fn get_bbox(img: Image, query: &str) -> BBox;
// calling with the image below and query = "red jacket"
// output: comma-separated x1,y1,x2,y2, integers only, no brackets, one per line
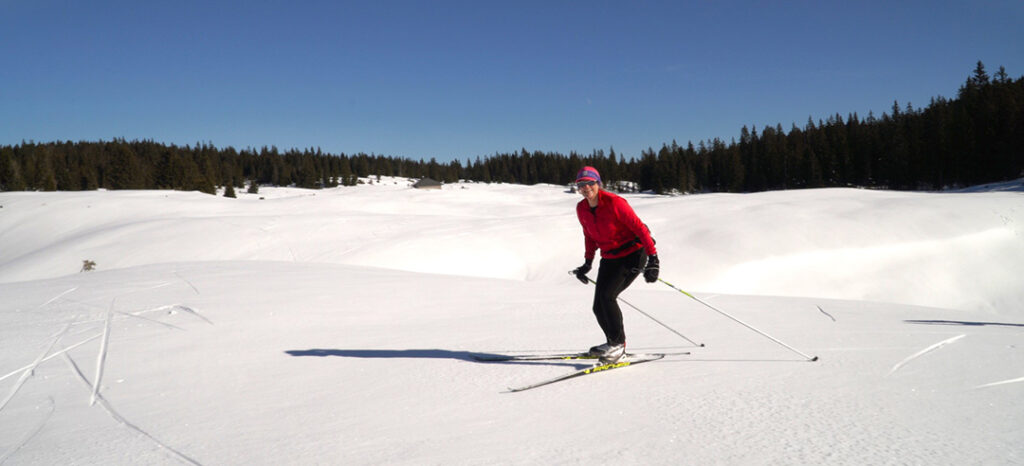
576,190,657,260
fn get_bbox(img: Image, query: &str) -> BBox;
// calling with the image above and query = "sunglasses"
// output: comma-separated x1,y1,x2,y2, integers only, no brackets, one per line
576,180,597,188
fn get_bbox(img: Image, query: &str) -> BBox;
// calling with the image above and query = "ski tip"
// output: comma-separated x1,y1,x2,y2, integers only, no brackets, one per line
699,343,706,347
809,356,819,362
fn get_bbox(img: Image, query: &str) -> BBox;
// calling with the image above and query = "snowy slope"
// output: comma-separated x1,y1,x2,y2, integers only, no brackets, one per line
1,180,1022,465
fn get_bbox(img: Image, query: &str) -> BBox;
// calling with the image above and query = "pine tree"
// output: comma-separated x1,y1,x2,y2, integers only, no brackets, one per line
994,66,1009,84
106,144,144,189
0,146,25,190
971,60,990,86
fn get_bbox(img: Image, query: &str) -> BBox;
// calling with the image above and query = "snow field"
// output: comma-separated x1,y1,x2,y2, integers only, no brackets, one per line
1,179,1022,464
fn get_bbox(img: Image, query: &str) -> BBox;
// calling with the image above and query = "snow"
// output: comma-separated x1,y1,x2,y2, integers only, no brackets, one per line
1,179,1022,465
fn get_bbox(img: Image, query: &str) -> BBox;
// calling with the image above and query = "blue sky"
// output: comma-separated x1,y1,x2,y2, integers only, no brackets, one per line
2,1,1021,163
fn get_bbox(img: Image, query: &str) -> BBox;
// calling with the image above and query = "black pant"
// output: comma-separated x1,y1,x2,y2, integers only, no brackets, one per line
592,249,646,346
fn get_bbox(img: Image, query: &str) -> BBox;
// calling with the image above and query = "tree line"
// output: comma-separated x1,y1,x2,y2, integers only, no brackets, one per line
1,62,1021,194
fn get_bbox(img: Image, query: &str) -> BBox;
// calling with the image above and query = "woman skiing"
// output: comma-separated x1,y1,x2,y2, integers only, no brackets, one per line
571,166,659,363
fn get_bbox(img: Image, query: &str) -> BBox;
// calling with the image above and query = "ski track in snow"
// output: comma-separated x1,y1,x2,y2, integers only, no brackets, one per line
974,375,1024,389
61,351,202,465
0,281,206,461
0,287,209,464
115,311,185,331
164,304,213,325
0,324,71,413
174,271,201,295
90,307,113,406
816,305,837,321
887,334,966,376
0,304,209,385
38,286,78,308
0,334,101,383
129,304,214,325
68,304,212,327
0,397,54,465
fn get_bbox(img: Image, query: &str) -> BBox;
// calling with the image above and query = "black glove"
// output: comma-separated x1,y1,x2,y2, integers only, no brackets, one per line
572,259,593,284
644,254,660,283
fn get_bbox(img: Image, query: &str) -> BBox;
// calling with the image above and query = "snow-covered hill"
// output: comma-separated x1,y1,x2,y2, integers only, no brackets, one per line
1,180,1022,464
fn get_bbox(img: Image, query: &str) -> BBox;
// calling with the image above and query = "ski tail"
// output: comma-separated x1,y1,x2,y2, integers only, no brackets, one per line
506,353,665,392
472,352,593,362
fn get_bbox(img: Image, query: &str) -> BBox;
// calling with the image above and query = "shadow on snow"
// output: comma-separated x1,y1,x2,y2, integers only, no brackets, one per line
284,348,487,361
283,348,588,367
905,319,1024,328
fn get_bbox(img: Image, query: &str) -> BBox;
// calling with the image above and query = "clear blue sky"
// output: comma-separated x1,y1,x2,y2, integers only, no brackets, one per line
2,1,1021,163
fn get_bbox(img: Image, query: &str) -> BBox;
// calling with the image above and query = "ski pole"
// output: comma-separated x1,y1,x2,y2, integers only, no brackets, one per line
657,278,818,362
570,272,704,347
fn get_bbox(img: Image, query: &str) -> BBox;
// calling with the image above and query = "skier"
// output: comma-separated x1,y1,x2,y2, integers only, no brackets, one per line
571,166,659,363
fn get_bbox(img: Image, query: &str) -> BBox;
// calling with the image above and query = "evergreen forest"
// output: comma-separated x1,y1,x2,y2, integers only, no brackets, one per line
2,62,1021,195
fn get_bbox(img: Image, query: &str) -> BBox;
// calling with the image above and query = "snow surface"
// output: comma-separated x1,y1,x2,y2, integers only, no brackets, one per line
1,179,1022,465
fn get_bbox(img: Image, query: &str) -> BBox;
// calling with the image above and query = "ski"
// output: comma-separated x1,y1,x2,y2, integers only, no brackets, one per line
473,350,688,362
473,352,594,362
506,353,665,392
